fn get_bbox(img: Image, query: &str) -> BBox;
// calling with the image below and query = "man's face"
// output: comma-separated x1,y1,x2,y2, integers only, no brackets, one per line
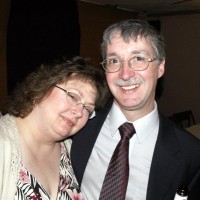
105,34,165,121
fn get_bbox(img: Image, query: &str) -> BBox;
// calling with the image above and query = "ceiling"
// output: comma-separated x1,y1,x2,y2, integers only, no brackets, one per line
80,0,200,16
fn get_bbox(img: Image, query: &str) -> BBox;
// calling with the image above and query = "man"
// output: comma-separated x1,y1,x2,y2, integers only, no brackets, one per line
71,19,200,200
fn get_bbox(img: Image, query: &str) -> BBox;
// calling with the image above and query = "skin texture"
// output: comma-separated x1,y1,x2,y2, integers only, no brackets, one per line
26,79,97,142
105,34,165,121
14,79,97,198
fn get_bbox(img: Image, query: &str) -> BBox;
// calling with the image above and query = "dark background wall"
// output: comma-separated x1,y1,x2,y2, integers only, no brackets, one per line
0,1,200,122
6,0,80,94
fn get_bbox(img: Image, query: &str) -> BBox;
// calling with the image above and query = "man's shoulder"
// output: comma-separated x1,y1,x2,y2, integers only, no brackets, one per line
159,113,200,151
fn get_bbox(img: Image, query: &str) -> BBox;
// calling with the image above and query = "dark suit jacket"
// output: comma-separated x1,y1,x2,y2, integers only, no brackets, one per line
71,101,200,200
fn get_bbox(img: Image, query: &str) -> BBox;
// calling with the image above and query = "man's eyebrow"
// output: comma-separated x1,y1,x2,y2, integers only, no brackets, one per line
131,50,149,54
106,52,118,57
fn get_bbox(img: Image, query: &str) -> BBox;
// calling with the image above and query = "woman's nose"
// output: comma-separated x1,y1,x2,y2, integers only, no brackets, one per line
72,104,84,118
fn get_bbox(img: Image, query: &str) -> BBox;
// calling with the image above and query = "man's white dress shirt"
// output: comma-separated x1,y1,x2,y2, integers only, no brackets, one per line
81,102,159,200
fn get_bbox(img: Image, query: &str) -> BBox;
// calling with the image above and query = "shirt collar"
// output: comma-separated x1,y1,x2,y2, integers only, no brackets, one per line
109,102,127,136
133,102,159,142
108,101,159,142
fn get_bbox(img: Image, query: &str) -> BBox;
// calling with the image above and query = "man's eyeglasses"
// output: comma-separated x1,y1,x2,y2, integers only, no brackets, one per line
55,85,95,119
101,56,157,73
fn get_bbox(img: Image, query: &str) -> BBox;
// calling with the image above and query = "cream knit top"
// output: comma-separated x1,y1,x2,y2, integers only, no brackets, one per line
0,114,72,200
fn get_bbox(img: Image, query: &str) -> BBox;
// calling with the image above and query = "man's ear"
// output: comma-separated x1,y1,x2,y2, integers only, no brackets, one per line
158,59,165,78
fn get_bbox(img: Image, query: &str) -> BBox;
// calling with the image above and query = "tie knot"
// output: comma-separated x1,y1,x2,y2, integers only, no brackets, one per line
118,122,135,140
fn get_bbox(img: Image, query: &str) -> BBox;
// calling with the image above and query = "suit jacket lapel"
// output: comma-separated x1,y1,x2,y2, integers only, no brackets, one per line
146,115,181,200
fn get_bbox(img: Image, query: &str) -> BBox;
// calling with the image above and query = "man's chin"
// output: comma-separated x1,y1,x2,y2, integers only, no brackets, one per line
116,99,141,110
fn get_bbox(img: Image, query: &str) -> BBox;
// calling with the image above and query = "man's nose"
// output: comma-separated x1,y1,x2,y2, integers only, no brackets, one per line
119,60,135,79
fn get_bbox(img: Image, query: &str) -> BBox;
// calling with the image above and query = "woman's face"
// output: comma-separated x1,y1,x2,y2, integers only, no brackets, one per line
35,79,97,141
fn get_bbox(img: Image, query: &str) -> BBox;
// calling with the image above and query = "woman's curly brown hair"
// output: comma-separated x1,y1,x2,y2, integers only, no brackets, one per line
6,56,110,118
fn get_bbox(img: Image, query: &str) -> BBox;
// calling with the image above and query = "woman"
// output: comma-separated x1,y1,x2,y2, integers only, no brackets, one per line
0,57,109,200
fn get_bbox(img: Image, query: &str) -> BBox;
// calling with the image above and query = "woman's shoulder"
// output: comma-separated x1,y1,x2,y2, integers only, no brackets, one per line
0,114,18,141
63,138,72,153
0,113,15,126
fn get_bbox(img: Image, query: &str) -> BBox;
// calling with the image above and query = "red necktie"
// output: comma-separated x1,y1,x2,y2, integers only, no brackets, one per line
99,122,135,200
